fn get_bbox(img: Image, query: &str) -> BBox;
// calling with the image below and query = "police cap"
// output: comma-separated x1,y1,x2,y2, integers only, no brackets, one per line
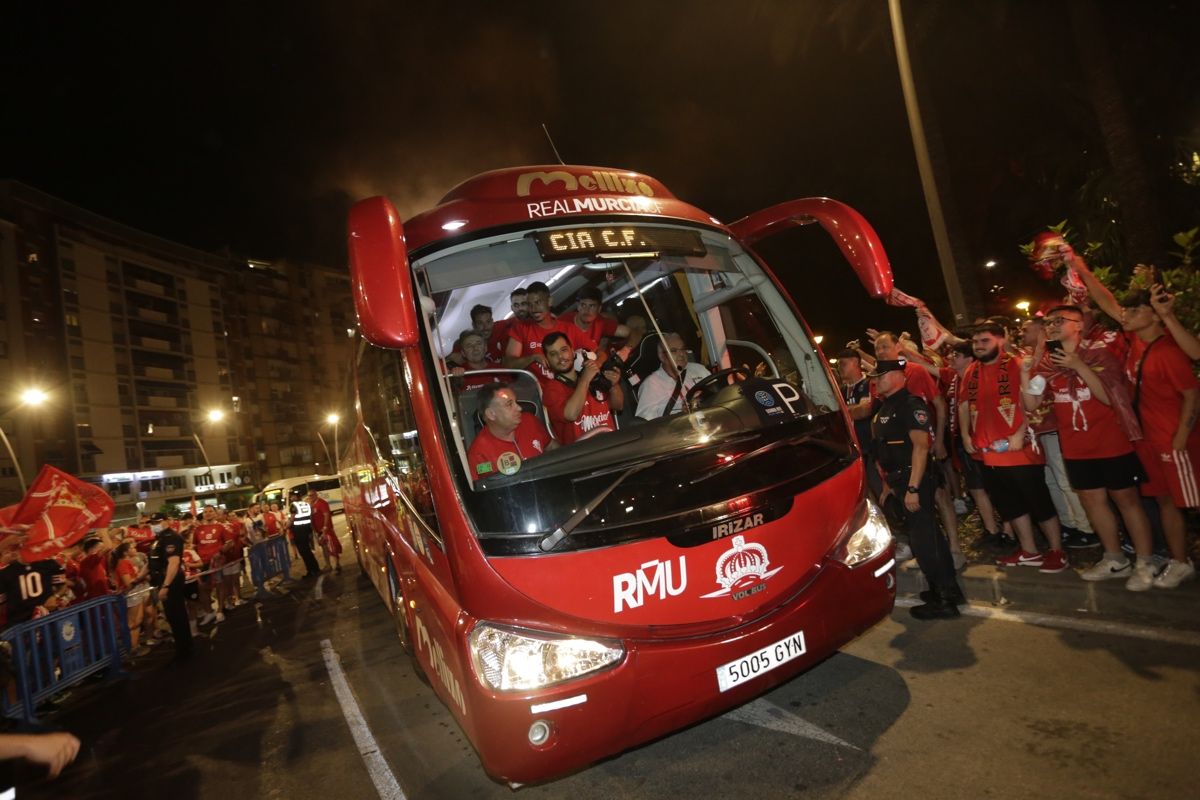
866,359,907,378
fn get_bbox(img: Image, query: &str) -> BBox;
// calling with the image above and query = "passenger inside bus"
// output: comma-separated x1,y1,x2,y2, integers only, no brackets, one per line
539,331,624,444
466,384,557,481
420,226,839,498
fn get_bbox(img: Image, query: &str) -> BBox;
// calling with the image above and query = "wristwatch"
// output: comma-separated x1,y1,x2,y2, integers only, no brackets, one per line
906,486,920,494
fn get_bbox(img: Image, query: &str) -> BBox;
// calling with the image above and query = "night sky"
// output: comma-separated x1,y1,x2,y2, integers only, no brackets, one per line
4,1,1197,349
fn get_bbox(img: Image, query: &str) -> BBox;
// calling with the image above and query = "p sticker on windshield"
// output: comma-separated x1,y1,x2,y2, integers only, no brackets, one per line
745,380,805,426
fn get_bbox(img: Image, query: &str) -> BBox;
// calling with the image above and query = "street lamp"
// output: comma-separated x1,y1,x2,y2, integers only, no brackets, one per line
0,387,49,494
326,413,341,476
1015,300,1031,314
193,407,226,508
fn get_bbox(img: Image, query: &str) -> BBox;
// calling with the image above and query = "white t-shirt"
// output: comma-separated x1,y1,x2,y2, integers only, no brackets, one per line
635,363,712,419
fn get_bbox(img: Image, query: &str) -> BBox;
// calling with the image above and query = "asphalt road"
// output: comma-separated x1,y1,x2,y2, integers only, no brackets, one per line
19,521,1200,799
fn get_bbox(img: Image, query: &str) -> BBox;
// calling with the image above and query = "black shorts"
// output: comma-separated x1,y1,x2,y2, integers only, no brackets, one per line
980,463,1057,523
1064,451,1146,492
956,444,985,491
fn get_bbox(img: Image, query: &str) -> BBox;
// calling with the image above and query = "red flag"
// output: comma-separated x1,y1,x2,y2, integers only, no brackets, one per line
10,466,115,562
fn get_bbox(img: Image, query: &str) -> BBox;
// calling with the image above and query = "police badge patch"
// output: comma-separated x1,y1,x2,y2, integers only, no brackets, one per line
913,409,929,427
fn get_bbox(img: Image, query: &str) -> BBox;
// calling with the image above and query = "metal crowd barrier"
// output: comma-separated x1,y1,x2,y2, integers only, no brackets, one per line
1,595,130,724
248,535,294,599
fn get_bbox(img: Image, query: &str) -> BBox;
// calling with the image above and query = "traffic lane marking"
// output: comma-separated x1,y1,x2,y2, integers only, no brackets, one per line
322,638,408,800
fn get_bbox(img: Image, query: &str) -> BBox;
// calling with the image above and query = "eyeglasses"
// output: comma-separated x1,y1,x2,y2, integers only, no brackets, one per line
1044,316,1082,327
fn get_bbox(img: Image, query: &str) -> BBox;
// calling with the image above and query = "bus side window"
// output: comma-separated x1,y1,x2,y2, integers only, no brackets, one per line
358,343,443,549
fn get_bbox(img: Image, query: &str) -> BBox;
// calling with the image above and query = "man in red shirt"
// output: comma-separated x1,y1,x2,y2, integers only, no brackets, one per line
961,321,1066,572
309,488,342,575
489,287,530,359
540,331,625,445
560,287,629,353
77,533,113,600
192,506,226,624
504,281,597,380
1022,304,1156,590
1072,258,1199,589
467,385,556,481
126,514,158,554
1119,291,1198,588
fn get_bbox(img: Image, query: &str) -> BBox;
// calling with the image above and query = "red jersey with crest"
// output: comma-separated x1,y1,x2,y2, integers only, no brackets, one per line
194,523,225,563
539,375,618,445
963,356,1044,467
467,414,552,481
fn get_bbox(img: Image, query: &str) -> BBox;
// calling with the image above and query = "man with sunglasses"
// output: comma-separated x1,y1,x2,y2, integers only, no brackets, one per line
1020,305,1158,590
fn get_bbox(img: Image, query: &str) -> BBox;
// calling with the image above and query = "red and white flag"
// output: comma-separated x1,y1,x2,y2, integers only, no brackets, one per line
885,287,951,350
7,466,115,561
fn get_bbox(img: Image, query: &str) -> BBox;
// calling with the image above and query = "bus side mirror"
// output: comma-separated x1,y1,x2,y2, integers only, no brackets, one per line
347,196,421,348
728,197,894,299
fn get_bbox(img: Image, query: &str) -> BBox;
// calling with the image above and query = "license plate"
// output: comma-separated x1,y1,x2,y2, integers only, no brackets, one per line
716,630,807,693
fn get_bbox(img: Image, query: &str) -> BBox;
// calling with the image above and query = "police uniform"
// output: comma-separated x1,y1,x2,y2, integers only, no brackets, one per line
870,363,961,618
288,494,323,577
151,518,193,658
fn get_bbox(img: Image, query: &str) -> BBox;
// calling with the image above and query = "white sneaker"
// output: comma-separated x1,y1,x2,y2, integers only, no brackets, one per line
1125,560,1156,592
952,551,967,572
953,498,969,516
894,542,913,562
198,612,216,626
1080,554,1132,582
1152,560,1196,589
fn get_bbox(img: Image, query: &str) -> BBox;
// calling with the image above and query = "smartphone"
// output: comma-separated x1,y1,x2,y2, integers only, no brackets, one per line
1151,265,1165,287
1045,340,1064,354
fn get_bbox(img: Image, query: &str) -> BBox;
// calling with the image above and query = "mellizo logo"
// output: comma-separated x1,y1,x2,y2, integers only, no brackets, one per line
701,535,783,601
516,170,655,198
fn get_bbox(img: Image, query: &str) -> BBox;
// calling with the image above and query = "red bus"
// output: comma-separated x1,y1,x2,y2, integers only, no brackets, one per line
339,165,897,785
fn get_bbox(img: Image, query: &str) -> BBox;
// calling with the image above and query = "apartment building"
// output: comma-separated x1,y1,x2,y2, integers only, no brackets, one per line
0,181,355,516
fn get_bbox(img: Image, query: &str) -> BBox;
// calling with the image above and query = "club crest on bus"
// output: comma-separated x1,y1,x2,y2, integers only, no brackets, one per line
701,535,783,601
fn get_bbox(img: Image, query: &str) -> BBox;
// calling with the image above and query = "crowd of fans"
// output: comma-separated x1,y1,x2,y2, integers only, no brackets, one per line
842,257,1197,591
0,497,342,657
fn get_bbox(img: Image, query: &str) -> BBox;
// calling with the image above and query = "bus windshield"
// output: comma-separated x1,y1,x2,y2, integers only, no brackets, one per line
414,221,857,555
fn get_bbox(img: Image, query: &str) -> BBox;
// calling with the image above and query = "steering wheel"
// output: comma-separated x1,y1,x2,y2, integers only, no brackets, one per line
685,366,752,403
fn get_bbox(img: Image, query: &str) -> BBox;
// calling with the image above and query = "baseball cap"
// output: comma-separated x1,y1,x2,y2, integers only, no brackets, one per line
867,359,907,378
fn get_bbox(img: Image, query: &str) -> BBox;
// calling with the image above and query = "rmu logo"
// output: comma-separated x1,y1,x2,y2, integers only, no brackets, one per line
516,170,656,198
613,557,687,613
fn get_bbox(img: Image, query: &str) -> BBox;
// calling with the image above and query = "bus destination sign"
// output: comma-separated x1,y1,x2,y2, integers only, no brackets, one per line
533,226,706,260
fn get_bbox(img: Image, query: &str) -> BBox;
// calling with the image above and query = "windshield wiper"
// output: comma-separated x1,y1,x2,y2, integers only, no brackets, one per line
539,459,658,552
688,432,848,487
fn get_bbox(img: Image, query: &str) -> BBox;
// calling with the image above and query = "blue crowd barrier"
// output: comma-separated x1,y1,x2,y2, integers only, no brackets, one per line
249,535,294,598
1,595,130,724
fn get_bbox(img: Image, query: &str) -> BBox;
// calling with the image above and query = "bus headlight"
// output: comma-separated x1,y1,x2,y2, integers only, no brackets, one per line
833,500,892,567
468,624,624,691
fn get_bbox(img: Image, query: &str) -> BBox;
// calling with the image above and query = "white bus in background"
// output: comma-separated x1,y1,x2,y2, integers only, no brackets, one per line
255,474,343,513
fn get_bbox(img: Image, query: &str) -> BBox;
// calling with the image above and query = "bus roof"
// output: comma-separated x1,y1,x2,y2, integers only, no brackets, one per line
401,165,724,254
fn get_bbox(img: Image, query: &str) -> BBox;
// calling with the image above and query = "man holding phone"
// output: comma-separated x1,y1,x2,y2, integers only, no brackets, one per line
1021,304,1158,591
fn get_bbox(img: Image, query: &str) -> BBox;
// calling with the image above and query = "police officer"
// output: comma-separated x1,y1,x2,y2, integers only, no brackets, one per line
868,360,963,620
150,512,193,660
287,490,323,578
